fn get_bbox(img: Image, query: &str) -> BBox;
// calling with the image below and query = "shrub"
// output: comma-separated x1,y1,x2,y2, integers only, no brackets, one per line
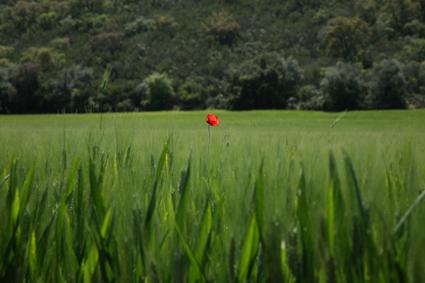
12,1,42,31
37,11,59,30
368,59,406,109
124,17,156,36
403,20,425,37
320,17,371,61
229,52,302,109
203,11,240,46
401,38,425,61
90,32,123,55
43,65,94,112
155,15,178,35
297,85,325,110
139,73,175,110
20,47,66,72
70,0,104,14
402,61,425,108
0,45,14,58
0,66,16,113
75,13,110,32
10,63,41,113
49,37,71,50
321,62,365,111
178,79,204,110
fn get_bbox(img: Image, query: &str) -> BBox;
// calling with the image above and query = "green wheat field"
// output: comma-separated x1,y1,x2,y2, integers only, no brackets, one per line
1,110,425,283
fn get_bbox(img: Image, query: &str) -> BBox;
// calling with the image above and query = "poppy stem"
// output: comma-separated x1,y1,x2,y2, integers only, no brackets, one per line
208,125,211,150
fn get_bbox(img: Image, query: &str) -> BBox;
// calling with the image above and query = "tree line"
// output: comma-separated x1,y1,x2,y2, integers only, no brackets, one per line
1,0,425,113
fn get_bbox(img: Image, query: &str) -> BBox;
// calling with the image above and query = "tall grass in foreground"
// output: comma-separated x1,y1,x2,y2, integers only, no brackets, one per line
0,138,424,283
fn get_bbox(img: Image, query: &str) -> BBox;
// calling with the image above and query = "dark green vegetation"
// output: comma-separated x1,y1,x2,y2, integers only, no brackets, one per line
1,110,425,282
2,0,425,113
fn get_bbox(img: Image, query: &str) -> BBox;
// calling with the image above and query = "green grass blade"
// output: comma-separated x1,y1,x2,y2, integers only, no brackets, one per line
393,189,425,235
189,203,212,283
6,159,17,209
327,152,345,258
296,167,315,283
0,174,9,189
64,158,80,203
145,140,169,230
237,214,260,283
26,231,38,281
18,166,34,222
88,151,107,226
11,189,20,226
175,223,206,282
254,161,265,242
343,153,368,226
101,208,113,240
80,244,99,283
280,241,295,283
176,157,191,228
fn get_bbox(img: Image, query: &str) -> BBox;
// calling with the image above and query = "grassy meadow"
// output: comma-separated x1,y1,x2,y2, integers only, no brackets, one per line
1,110,425,282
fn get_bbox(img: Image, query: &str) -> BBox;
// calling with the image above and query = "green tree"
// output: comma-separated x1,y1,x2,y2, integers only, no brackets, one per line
368,59,406,109
90,32,123,55
297,85,324,110
402,61,425,108
20,47,66,72
229,53,303,109
203,10,240,46
10,63,41,113
321,62,365,111
12,1,41,32
139,73,175,110
388,0,413,31
0,66,15,113
321,16,371,61
43,65,94,112
0,45,14,58
178,79,204,110
70,0,104,14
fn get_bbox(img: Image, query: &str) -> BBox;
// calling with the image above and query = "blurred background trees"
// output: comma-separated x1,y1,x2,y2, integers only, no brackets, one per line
0,0,424,113
321,63,365,111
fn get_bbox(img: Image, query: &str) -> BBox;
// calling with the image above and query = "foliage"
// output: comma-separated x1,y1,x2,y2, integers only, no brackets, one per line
0,66,15,113
402,61,425,108
401,38,425,61
229,53,302,109
49,37,71,50
74,13,110,32
387,0,415,31
155,14,178,35
9,63,41,113
322,62,365,111
43,65,94,112
0,0,425,112
403,19,425,37
321,17,371,61
124,17,156,36
178,79,204,110
20,47,66,72
368,59,407,109
296,84,324,110
0,45,14,58
37,11,59,30
90,32,123,55
139,72,175,110
203,11,240,46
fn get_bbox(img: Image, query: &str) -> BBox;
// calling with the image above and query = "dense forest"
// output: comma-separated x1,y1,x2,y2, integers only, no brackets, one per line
1,0,425,113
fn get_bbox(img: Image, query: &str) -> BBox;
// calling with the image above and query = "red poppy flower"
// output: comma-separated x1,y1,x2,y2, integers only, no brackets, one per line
206,113,220,126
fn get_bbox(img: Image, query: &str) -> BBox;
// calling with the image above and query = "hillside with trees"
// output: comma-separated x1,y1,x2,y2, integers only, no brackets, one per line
1,0,425,113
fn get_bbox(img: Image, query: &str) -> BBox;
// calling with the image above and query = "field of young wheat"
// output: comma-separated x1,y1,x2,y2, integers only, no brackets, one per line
0,110,425,283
